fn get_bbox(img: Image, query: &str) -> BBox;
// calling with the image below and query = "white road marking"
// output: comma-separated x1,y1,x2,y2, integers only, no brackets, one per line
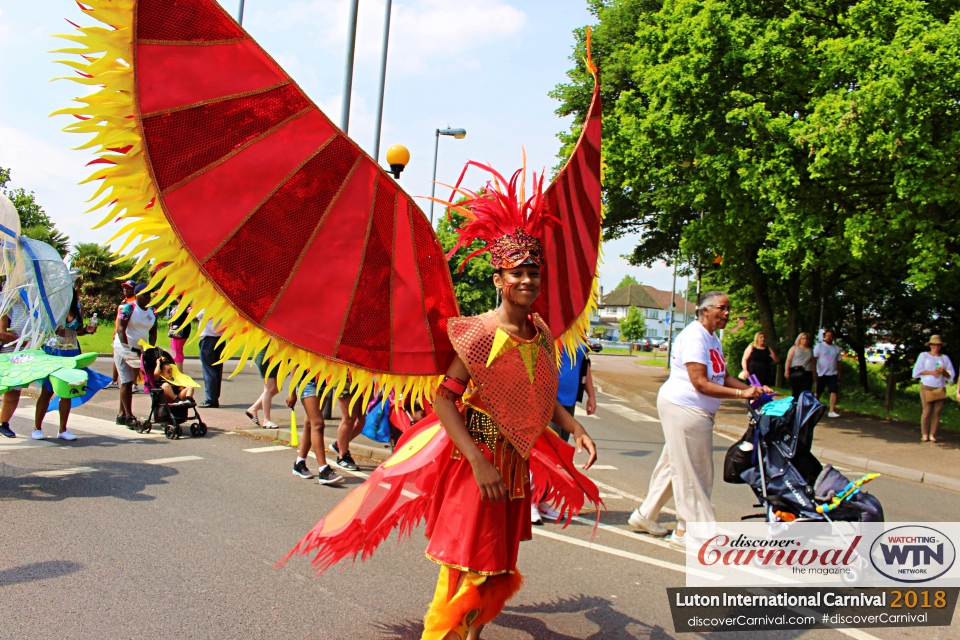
0,436,55,451
144,455,203,465
714,430,738,442
17,409,165,440
597,403,659,423
531,528,719,580
570,515,675,551
30,466,97,478
597,493,622,499
588,464,618,470
590,479,676,515
244,445,291,453
573,406,600,420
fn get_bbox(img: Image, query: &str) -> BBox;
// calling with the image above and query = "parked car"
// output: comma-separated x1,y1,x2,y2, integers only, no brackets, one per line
588,341,603,353
637,338,654,352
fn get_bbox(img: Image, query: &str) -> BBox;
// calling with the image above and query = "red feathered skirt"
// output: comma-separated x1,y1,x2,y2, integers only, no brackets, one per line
424,432,532,575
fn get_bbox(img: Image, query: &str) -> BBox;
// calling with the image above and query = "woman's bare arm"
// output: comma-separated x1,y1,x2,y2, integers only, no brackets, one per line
433,356,508,503
741,345,753,374
550,400,597,469
688,363,772,400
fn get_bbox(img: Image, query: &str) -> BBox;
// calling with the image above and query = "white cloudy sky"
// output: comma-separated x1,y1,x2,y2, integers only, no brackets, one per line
0,0,674,292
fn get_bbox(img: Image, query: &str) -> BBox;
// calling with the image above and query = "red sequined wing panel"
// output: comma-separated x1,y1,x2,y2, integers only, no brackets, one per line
133,0,458,375
531,81,602,338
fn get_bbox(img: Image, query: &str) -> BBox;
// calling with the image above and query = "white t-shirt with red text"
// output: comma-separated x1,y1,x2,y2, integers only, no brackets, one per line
659,321,726,414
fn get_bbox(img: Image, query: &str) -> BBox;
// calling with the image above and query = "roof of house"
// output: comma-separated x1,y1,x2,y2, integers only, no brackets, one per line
601,284,692,312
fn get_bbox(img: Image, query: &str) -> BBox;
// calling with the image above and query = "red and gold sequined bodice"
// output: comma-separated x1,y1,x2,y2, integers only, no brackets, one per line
447,311,558,459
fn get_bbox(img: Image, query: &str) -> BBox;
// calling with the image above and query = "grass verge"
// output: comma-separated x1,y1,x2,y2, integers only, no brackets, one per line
78,321,200,357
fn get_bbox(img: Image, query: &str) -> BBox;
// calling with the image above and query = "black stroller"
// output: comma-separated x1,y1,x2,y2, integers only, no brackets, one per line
134,346,207,440
724,392,883,523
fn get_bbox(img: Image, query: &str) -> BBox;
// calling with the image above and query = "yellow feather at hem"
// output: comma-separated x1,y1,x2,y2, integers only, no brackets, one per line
51,0,441,409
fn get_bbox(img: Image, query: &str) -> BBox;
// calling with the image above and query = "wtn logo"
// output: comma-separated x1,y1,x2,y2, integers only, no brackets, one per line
871,526,957,583
880,543,944,567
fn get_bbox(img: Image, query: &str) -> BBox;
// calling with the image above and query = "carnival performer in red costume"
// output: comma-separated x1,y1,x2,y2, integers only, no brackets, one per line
54,1,605,636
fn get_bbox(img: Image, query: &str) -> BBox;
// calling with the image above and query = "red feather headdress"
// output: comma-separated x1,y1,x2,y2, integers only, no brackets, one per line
432,155,562,271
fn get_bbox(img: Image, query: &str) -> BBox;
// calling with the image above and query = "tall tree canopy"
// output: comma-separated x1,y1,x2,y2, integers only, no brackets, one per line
0,167,71,257
553,0,960,388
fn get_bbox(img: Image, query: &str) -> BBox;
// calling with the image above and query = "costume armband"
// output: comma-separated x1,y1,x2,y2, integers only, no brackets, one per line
436,376,467,401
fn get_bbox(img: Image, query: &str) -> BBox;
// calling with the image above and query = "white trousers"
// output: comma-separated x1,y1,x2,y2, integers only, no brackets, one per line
639,396,717,528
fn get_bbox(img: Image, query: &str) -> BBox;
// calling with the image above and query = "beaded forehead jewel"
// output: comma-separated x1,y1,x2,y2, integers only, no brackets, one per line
432,154,562,271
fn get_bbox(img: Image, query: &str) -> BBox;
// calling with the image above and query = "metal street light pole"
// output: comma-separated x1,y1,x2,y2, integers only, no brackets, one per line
666,256,678,366
429,127,466,225
372,0,393,162
237,0,245,24
340,0,361,133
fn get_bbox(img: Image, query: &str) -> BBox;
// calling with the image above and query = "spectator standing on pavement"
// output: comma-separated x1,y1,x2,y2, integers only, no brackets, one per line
814,330,842,418
105,279,137,390
289,378,344,485
167,299,191,374
246,344,280,429
628,291,773,549
741,332,779,387
785,333,815,399
532,344,598,524
197,311,225,408
329,383,363,472
912,335,955,443
113,284,157,427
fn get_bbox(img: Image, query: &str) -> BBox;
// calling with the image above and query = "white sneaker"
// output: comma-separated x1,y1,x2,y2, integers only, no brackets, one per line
530,503,543,525
30,429,45,440
57,430,77,441
628,509,668,536
538,502,561,522
828,411,840,418
669,532,687,550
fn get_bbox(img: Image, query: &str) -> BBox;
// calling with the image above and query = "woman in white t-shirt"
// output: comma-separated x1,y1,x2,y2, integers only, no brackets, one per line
911,335,955,443
628,291,774,549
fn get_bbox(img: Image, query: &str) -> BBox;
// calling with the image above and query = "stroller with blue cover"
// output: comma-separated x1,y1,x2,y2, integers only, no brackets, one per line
724,391,884,524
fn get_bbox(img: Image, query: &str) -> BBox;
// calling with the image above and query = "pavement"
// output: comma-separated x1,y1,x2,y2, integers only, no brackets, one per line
2,354,960,637
590,355,960,493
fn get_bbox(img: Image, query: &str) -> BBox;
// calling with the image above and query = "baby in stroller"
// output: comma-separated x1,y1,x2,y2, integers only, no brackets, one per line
135,344,207,440
724,391,883,523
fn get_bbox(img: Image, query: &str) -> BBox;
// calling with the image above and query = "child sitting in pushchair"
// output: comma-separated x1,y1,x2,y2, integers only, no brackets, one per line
155,356,195,403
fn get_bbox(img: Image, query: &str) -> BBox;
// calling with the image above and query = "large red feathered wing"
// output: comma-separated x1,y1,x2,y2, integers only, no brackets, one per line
532,79,603,340
132,0,458,376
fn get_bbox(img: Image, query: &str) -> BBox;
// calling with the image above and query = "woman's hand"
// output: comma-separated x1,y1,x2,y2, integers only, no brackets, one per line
573,425,598,470
471,457,507,502
285,393,297,409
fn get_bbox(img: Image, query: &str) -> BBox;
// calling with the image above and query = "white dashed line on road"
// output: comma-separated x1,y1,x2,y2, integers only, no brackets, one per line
144,456,204,465
589,464,618,470
589,479,676,515
244,445,291,453
30,466,98,478
597,403,659,423
573,406,600,420
0,437,55,451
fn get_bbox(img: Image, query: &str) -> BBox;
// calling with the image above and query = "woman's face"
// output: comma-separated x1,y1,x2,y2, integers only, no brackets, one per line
494,265,541,307
700,295,731,331
931,343,943,355
757,334,766,347
800,334,809,348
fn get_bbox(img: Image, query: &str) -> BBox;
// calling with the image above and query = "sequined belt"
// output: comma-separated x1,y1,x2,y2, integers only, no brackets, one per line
451,409,528,500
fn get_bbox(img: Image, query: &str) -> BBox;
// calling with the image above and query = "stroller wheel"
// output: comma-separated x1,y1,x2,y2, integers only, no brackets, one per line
842,566,861,585
164,425,175,440
175,425,182,439
142,421,152,434
196,422,207,437
189,425,198,437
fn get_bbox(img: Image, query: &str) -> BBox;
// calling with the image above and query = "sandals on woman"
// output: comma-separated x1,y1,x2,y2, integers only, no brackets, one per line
245,411,260,426
262,420,279,429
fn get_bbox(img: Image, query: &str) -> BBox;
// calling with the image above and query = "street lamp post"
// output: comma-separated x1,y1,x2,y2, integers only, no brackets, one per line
429,127,467,225
340,0,361,133
237,0,245,24
372,0,394,162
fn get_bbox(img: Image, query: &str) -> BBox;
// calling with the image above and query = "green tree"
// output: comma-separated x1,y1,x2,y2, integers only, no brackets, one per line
614,274,639,290
0,167,70,257
435,210,497,316
553,0,959,388
619,306,645,342
70,242,138,318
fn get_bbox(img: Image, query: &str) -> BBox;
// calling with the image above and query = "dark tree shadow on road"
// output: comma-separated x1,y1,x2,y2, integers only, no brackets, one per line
0,560,82,586
372,594,670,639
0,460,178,502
